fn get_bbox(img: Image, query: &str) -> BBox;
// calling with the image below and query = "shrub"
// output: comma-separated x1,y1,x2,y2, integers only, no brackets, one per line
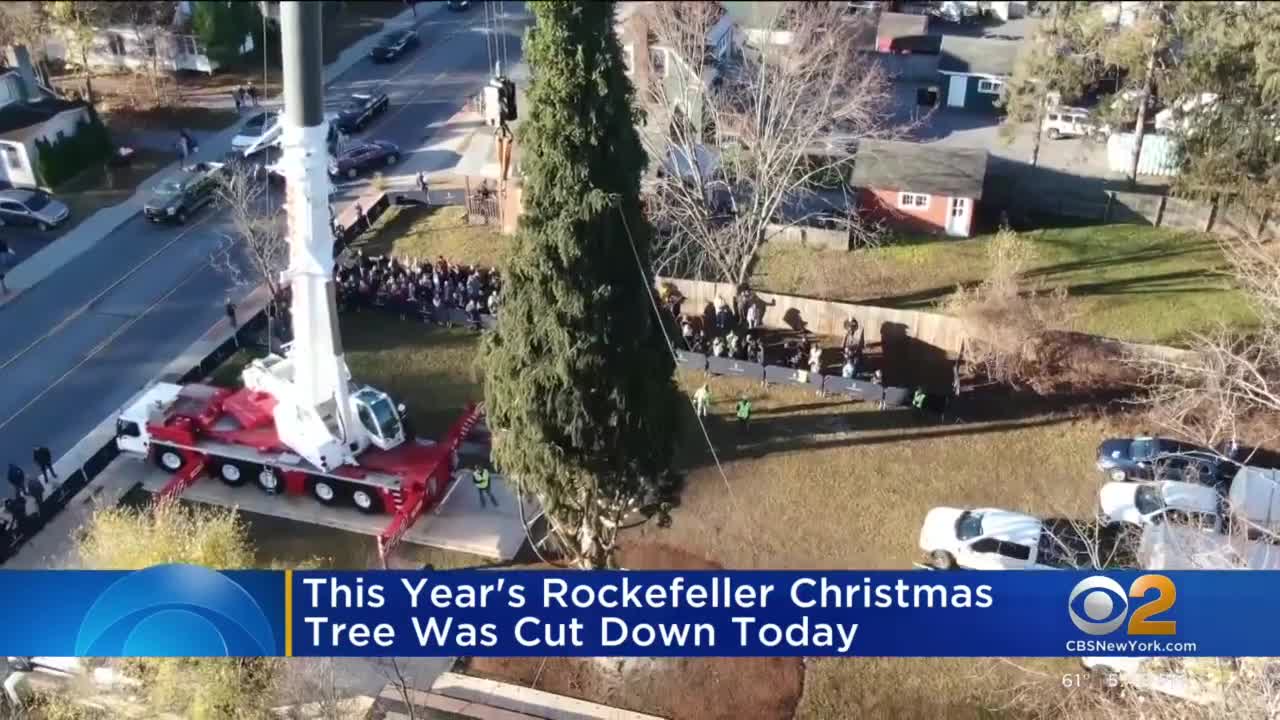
34,108,114,187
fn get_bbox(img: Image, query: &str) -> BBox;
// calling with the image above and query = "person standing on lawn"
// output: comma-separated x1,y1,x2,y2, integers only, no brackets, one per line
247,80,260,107
736,397,752,433
693,384,711,417
232,87,243,112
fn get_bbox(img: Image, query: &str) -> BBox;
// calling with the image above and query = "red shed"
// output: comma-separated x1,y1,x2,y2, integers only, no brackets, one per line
851,140,988,238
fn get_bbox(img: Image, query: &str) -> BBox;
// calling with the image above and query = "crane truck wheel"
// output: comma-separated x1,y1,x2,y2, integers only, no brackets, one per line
216,460,248,487
351,488,383,515
155,448,185,473
310,479,339,506
255,467,281,494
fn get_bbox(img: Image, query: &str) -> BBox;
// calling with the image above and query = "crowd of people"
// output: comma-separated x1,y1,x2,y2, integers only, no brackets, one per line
1,447,57,555
663,284,874,381
336,250,502,330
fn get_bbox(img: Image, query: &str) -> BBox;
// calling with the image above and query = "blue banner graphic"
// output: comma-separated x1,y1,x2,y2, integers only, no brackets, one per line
0,566,1270,657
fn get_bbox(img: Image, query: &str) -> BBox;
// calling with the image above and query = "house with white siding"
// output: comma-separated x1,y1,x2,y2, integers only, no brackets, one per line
0,48,92,189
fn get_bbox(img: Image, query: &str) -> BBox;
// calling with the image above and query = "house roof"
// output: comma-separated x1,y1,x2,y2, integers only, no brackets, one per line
0,96,89,138
937,36,1021,78
877,12,929,40
850,139,988,199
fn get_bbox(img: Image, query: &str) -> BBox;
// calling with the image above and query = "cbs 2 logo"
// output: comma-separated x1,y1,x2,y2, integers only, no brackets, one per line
1068,575,1176,636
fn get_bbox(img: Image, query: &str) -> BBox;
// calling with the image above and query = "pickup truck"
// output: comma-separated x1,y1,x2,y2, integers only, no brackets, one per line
142,162,225,225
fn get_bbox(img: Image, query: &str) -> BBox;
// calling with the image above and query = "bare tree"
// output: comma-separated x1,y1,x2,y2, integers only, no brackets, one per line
211,163,289,314
1136,233,1280,450
112,2,179,106
638,2,895,284
0,4,55,88
941,227,1075,393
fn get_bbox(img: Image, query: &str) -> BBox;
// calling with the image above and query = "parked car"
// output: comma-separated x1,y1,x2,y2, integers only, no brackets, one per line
231,112,279,153
143,163,224,224
918,507,1069,570
931,1,981,23
328,140,401,179
1097,480,1223,529
0,189,70,231
334,92,390,134
1095,436,1223,484
447,0,472,10
1042,107,1106,140
1226,465,1280,536
369,29,419,62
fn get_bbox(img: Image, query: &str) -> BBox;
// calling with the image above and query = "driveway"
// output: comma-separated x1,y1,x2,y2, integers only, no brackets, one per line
888,81,1116,181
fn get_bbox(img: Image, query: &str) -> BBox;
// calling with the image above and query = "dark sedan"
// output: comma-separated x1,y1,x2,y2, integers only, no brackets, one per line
369,29,418,62
1096,436,1224,484
328,140,401,179
334,92,390,133
447,0,472,10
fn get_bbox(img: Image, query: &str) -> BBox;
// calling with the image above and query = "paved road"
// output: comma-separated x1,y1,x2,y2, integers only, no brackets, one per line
0,5,530,499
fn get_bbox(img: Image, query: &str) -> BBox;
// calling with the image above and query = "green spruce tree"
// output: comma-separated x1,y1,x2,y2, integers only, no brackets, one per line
481,1,679,569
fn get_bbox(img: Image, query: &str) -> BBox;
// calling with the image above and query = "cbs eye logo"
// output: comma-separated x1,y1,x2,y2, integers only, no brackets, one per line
1068,575,1177,636
75,564,277,657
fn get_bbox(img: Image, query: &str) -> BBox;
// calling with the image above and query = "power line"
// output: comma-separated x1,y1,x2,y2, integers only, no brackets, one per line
612,198,761,559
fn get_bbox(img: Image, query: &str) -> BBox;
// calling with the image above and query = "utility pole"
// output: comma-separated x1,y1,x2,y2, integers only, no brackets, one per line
278,1,355,449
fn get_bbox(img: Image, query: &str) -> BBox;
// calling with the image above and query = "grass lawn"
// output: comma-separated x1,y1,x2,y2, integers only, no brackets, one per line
324,303,1108,718
54,148,176,236
351,204,511,268
752,224,1254,346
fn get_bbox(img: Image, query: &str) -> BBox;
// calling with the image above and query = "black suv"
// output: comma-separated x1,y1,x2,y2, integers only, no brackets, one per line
1095,436,1225,485
143,163,223,224
369,29,418,62
334,92,390,133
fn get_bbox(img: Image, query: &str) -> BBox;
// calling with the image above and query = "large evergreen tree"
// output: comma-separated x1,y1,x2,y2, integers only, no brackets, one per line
480,1,679,568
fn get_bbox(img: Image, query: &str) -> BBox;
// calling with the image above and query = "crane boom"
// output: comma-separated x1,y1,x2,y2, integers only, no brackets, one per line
242,1,363,472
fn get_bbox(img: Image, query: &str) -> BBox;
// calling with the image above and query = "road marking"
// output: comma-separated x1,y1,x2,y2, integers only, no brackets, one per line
0,257,213,433
0,214,217,374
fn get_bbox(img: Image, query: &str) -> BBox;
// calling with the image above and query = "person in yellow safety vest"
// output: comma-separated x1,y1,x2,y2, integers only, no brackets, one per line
913,387,928,411
473,467,498,508
736,397,751,433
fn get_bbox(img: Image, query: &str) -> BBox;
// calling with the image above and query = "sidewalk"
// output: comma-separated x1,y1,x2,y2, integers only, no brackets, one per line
0,2,445,308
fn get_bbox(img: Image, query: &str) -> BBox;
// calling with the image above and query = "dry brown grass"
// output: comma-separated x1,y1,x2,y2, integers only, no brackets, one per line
352,204,510,269
334,204,1122,719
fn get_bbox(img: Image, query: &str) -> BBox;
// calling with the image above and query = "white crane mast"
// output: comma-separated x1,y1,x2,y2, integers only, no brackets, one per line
243,1,363,471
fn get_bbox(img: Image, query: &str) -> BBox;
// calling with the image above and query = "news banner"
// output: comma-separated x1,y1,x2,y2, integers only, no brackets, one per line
0,565,1266,657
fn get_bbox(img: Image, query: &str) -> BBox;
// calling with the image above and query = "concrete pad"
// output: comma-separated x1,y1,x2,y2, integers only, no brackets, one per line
430,672,665,720
126,457,534,561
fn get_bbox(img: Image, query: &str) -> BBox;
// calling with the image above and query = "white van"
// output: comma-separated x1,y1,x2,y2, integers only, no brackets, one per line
1227,465,1280,535
1042,108,1103,140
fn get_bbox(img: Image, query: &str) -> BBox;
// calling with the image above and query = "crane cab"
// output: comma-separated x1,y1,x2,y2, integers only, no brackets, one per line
351,387,406,451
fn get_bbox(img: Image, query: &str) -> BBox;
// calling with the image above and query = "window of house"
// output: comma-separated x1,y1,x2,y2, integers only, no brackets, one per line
898,192,929,210
176,35,198,56
107,33,127,57
649,47,668,78
977,79,1003,95
142,35,157,58
2,143,23,170
622,44,634,76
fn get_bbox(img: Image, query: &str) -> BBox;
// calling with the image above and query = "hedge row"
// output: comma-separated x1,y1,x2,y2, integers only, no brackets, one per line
35,107,114,188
